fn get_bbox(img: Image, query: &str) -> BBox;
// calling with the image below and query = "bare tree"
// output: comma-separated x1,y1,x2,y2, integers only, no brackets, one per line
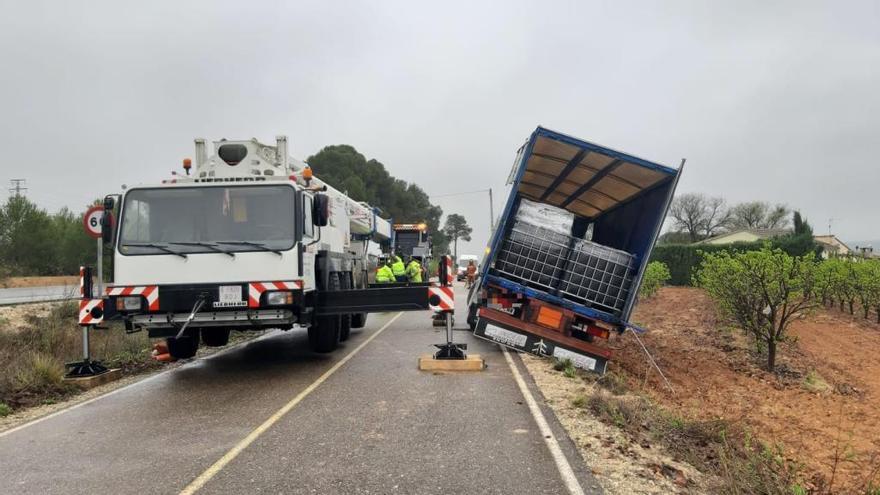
731,201,791,230
668,193,730,242
700,196,732,239
764,204,791,229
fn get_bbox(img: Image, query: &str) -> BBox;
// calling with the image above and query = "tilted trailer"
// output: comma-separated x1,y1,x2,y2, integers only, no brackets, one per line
468,127,683,374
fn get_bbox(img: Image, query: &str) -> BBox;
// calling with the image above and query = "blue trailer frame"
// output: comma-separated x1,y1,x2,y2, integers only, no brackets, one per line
476,127,682,351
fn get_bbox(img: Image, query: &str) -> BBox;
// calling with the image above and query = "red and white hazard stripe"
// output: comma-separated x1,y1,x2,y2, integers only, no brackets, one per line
79,298,104,325
428,286,455,311
442,255,454,286
248,281,303,308
105,285,160,311
79,266,85,298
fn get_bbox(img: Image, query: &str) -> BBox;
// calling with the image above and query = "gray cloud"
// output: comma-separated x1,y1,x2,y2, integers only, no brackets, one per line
1,0,878,253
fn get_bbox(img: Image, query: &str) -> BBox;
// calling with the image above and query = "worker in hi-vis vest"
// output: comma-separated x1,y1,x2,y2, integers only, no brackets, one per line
405,256,423,283
375,256,395,283
391,254,407,282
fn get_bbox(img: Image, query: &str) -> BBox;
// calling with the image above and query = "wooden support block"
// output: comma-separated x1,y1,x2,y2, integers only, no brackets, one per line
418,354,485,372
63,368,122,390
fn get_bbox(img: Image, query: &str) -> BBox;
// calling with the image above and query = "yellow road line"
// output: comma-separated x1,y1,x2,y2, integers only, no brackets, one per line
179,312,404,495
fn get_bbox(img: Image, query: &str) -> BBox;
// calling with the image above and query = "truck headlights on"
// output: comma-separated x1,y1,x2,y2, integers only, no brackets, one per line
266,291,293,305
116,296,142,311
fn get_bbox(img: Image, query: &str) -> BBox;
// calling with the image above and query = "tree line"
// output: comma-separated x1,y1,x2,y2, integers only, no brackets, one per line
696,246,880,372
0,196,99,277
665,193,811,243
306,145,451,255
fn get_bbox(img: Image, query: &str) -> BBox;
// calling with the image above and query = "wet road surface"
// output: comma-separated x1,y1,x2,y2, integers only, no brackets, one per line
0,285,601,494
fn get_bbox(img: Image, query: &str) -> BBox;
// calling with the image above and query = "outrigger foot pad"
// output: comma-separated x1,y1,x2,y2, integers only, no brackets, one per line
65,359,109,378
433,342,467,360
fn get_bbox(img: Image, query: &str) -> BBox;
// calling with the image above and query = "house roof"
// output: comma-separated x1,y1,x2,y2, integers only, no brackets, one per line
697,228,792,244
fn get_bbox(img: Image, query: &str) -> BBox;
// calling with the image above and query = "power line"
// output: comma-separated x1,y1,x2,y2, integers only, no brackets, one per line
9,179,27,197
429,188,491,199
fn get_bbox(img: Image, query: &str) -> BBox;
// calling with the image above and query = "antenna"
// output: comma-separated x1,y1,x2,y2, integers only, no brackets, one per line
9,178,27,197
827,217,833,235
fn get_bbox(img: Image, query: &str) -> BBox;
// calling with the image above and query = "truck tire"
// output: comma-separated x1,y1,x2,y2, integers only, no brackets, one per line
467,303,478,331
338,273,352,342
351,313,367,329
201,329,230,347
166,330,200,359
308,316,340,353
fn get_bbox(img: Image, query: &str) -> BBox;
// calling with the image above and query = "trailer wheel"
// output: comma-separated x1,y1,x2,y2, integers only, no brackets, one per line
338,273,352,342
166,330,200,359
202,329,230,347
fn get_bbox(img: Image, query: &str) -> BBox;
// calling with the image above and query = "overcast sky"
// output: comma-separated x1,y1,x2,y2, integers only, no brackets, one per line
1,0,878,254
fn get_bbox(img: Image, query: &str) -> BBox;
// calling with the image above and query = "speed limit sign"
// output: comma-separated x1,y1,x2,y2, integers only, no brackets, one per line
83,205,105,239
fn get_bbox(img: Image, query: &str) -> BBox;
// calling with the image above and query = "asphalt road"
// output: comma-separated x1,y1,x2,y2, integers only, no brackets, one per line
0,285,78,305
0,284,601,494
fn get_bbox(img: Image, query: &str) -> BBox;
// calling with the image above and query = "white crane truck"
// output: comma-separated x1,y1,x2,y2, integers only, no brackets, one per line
85,136,449,361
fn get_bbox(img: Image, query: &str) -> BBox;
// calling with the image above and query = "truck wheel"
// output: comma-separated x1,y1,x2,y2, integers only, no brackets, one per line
202,329,230,347
166,330,200,359
467,303,478,331
308,316,340,353
351,313,367,328
338,273,352,342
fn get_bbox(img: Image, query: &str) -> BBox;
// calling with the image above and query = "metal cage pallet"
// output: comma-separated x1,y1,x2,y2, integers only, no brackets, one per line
492,221,635,316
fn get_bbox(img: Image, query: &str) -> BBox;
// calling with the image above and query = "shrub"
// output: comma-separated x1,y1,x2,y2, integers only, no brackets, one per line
0,402,11,416
650,233,818,286
696,246,817,371
639,261,670,299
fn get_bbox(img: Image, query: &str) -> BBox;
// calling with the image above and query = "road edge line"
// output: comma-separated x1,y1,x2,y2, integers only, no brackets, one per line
178,311,404,495
501,346,586,495
0,328,282,439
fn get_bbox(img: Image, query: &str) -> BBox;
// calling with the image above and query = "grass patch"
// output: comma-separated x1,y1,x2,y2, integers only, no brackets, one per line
0,301,161,412
802,370,832,394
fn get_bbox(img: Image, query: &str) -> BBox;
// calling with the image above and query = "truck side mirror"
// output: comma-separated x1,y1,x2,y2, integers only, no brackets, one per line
101,211,114,244
101,196,116,244
313,193,329,227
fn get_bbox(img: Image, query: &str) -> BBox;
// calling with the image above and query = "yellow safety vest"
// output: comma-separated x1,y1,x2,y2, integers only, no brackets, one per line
406,261,422,282
391,256,406,277
376,265,395,283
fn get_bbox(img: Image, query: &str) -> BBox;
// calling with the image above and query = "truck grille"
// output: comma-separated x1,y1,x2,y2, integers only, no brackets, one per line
493,221,635,316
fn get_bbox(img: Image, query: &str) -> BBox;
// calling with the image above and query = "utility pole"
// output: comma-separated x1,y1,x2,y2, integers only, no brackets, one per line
488,188,495,232
9,178,27,197
430,187,496,233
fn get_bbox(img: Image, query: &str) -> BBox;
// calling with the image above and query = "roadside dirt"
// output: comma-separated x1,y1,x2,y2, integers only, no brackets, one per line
609,287,880,490
523,354,708,494
0,303,57,331
1,276,79,288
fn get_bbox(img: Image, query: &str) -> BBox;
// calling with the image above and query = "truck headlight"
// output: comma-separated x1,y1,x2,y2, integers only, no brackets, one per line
116,296,142,311
266,291,293,305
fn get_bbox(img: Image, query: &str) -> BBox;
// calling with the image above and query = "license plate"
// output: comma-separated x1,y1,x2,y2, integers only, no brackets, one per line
218,285,243,304
474,321,607,373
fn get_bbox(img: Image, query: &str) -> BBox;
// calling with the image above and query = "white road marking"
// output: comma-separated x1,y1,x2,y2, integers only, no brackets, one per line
178,312,404,495
501,346,586,495
0,328,282,439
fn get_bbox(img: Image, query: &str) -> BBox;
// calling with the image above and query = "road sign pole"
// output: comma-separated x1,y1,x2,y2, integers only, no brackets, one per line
96,237,103,298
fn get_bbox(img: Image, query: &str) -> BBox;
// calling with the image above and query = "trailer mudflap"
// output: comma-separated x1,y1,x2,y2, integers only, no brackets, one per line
314,285,433,315
474,307,610,374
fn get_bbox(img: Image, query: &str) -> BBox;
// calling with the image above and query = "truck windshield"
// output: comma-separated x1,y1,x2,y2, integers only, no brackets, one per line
118,185,296,256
